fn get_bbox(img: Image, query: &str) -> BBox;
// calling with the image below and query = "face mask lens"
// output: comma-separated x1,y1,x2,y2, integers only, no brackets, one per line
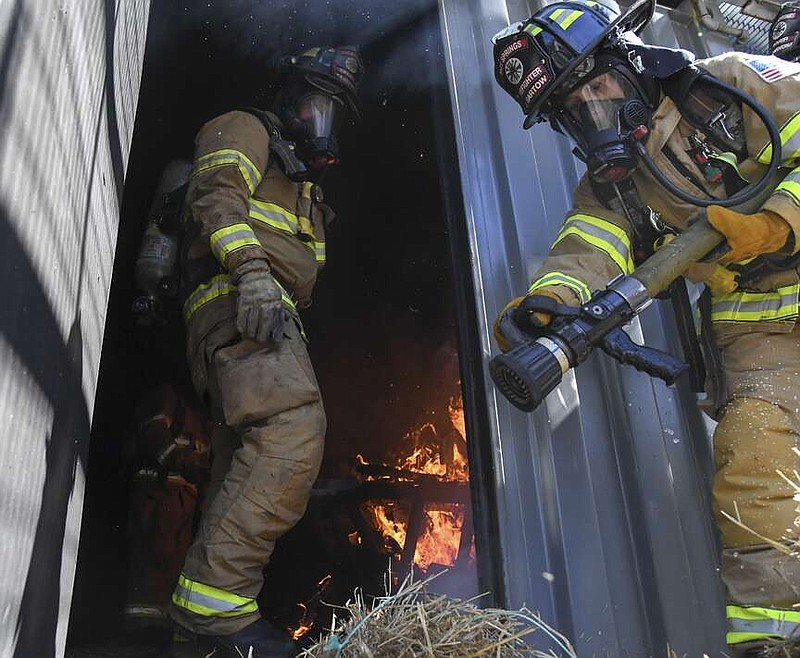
562,70,641,136
296,93,339,140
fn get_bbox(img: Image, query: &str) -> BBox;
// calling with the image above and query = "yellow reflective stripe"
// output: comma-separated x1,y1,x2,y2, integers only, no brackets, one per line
311,239,326,264
711,283,800,323
183,274,235,324
553,213,634,274
192,149,261,194
171,573,258,618
523,24,542,37
714,151,739,168
249,199,325,261
558,9,583,29
183,273,298,324
209,223,261,267
529,271,592,304
756,111,800,164
548,7,584,29
249,199,299,235
775,167,800,204
727,605,800,645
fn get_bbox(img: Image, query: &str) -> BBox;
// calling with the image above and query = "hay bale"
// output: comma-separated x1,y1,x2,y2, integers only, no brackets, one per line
299,573,576,658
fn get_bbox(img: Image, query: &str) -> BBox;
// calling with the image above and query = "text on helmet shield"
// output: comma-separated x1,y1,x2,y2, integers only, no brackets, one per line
498,36,529,64
523,70,551,107
518,62,547,95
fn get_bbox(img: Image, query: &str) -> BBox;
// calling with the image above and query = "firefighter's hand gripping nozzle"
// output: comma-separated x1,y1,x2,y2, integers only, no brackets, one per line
490,276,687,411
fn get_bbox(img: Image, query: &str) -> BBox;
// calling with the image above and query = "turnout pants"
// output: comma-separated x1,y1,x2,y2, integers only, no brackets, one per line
170,317,326,635
711,327,800,644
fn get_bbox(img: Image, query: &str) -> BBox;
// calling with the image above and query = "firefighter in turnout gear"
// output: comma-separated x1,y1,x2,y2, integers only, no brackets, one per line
168,46,364,657
492,1,800,655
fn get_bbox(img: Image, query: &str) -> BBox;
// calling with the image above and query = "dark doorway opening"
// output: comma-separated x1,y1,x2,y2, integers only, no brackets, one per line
67,0,491,653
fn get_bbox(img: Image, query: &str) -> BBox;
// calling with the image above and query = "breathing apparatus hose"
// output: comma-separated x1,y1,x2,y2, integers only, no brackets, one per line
633,75,783,207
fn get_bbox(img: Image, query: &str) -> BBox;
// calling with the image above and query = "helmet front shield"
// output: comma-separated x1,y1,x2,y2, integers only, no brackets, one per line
492,0,655,127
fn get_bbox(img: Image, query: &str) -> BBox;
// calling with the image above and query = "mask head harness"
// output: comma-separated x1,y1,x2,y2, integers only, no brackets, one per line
492,0,696,184
276,45,364,170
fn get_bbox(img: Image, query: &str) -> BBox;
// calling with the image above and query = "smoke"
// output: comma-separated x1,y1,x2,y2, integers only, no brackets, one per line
145,0,445,100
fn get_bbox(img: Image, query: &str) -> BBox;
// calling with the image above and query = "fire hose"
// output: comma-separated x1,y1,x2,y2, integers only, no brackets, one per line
489,170,786,412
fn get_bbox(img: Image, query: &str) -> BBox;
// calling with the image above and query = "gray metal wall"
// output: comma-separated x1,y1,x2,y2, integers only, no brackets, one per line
0,2,150,657
438,1,737,656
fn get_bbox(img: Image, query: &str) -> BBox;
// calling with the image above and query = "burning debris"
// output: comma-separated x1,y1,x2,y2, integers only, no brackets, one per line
356,394,474,576
298,573,577,658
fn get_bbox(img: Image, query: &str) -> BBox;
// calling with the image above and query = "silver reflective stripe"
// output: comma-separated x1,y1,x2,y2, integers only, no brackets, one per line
728,606,800,641
757,111,800,163
729,617,800,636
554,215,633,274
529,271,592,304
248,199,299,234
172,580,256,616
711,284,800,323
192,149,261,194
209,223,261,266
776,167,800,204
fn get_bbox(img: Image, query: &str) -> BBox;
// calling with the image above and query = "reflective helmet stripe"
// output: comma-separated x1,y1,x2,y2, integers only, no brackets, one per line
549,8,585,30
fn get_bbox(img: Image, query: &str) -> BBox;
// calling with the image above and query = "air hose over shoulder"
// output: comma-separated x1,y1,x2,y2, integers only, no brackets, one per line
633,68,783,207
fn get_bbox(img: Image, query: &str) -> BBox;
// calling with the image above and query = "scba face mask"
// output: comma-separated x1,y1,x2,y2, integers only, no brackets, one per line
293,91,342,170
553,64,653,183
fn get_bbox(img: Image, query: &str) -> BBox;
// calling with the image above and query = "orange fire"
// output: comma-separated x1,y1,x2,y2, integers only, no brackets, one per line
290,603,314,641
360,393,472,572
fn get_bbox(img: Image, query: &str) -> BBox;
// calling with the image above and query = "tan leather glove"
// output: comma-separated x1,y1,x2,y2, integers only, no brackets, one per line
655,233,739,296
706,206,792,265
493,289,564,353
232,259,286,344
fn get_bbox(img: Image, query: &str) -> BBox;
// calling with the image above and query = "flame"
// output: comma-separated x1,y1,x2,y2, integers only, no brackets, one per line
290,603,314,640
360,393,474,572
414,505,464,571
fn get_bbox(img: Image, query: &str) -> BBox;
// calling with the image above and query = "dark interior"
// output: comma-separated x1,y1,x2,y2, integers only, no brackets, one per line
66,0,490,652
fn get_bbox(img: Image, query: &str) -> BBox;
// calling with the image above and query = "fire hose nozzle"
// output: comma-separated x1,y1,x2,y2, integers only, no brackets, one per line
489,336,570,412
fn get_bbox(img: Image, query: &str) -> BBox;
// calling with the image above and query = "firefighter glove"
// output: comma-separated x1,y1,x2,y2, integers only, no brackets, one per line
493,289,564,353
233,259,286,344
706,206,792,265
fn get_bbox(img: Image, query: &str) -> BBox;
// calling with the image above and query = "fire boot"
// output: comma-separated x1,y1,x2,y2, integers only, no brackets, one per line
172,619,296,658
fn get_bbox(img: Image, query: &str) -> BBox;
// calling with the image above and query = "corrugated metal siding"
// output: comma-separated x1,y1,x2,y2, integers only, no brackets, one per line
0,2,150,657
438,1,738,655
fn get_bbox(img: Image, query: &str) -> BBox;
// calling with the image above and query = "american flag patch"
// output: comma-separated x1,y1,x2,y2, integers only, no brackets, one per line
744,55,800,83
